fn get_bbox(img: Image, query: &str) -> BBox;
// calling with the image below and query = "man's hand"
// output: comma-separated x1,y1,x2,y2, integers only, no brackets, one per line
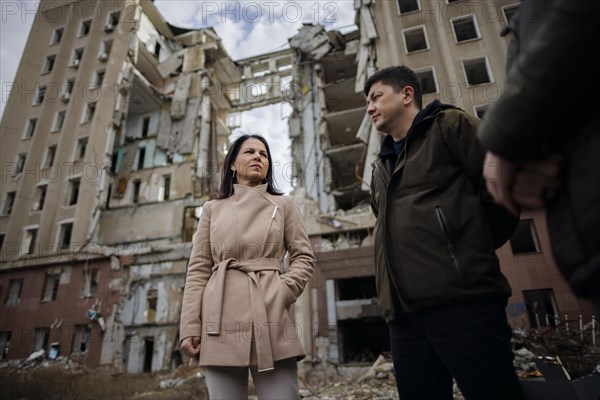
181,336,201,358
483,152,519,216
483,152,562,216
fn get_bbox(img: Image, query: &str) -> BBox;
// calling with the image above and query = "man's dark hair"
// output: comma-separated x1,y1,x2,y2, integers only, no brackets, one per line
364,66,423,109
217,134,283,199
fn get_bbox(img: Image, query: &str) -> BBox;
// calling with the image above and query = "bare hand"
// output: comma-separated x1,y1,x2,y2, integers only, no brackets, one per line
181,336,201,358
483,152,519,216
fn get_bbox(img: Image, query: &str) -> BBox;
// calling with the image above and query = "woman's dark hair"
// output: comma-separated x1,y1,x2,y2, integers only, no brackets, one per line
216,134,283,199
363,65,423,110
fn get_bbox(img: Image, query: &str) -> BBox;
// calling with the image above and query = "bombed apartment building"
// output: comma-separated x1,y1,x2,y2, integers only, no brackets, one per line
1,0,595,374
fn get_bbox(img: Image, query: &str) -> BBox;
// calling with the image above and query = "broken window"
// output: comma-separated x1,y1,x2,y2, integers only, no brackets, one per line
45,145,56,168
23,118,37,139
35,85,46,105
50,27,63,45
0,234,4,252
42,55,56,74
70,48,83,68
415,68,437,94
2,192,16,215
452,15,480,42
99,40,112,61
474,105,488,120
76,138,88,161
154,41,161,59
14,154,26,175
32,328,50,352
33,185,47,211
523,289,559,328
79,20,91,37
24,227,38,255
145,289,158,323
137,148,146,170
72,325,91,353
133,180,141,204
510,219,541,254
52,110,66,132
41,272,60,302
141,116,150,138
81,102,96,123
59,222,73,250
68,178,80,206
5,278,23,305
144,337,154,372
0,331,10,360
81,269,99,298
62,79,74,102
159,174,171,201
502,4,519,24
463,57,492,86
94,70,105,87
397,0,420,14
403,26,428,53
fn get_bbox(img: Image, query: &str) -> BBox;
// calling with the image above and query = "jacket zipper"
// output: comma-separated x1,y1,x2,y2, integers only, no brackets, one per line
434,206,462,277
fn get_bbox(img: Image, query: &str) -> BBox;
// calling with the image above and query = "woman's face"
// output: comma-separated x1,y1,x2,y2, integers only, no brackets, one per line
231,138,269,187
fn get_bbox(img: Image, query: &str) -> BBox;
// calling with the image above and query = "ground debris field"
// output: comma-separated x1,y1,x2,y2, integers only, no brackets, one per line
1,327,599,400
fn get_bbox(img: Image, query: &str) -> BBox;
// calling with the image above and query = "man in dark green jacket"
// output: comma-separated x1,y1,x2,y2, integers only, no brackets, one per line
366,66,523,400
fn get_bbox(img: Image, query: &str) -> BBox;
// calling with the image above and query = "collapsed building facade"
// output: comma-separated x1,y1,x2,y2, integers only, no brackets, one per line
0,0,595,373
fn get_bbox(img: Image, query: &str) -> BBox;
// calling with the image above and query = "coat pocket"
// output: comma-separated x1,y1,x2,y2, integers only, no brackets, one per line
435,206,462,278
279,276,297,308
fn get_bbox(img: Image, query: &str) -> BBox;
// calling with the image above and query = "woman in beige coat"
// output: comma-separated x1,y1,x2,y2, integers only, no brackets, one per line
180,134,316,399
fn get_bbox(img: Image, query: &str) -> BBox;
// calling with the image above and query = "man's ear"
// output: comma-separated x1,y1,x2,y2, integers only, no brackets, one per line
403,86,415,104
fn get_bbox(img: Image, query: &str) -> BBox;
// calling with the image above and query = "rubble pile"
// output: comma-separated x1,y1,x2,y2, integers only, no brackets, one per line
0,353,84,374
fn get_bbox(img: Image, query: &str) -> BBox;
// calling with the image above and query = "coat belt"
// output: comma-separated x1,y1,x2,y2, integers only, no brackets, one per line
206,258,283,372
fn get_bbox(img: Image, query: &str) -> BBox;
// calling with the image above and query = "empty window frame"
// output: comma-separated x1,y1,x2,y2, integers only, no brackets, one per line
42,55,56,74
5,278,24,305
133,180,141,203
23,118,37,139
397,0,420,14
50,27,64,45
82,102,96,123
451,15,480,43
94,70,105,87
0,234,4,252
474,104,488,120
72,325,91,353
62,78,75,101
145,289,158,323
67,177,81,206
415,67,438,95
462,57,492,86
32,327,50,352
502,3,519,25
24,227,38,255
58,222,73,250
34,85,46,105
105,10,121,31
523,288,559,328
141,116,150,138
160,174,171,201
510,219,541,254
137,147,146,170
98,40,113,61
76,138,88,161
44,145,57,168
0,331,10,360
14,154,26,175
2,192,16,215
79,20,91,37
52,110,67,132
41,272,60,302
70,48,84,68
403,26,429,53
33,184,47,211
81,269,99,297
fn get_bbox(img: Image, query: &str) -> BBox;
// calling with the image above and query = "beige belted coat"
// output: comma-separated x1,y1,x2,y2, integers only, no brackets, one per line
179,184,316,372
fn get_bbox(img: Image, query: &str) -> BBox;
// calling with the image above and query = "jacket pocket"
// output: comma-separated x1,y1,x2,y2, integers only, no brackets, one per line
435,206,462,277
279,276,296,308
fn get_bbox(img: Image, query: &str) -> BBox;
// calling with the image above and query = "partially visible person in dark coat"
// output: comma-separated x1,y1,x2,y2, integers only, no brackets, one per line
366,65,523,400
478,0,600,317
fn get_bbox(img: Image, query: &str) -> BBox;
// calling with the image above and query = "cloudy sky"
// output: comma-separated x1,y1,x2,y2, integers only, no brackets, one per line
0,0,357,193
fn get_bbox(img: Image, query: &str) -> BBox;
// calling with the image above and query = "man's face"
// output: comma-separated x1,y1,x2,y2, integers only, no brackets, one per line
366,82,405,134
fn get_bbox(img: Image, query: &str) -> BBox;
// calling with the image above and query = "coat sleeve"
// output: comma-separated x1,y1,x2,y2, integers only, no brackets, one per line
281,197,316,300
442,111,519,248
478,0,600,161
179,201,214,342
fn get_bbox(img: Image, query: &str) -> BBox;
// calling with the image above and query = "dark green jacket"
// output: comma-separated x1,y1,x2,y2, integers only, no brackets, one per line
371,100,517,322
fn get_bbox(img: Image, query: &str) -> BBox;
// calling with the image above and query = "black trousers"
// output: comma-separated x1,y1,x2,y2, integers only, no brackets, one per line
389,299,524,400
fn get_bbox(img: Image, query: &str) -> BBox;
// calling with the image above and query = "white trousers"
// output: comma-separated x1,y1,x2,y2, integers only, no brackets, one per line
204,357,299,400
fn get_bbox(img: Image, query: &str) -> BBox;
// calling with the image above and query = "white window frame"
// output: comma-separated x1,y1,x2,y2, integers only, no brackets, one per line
55,219,75,252
74,137,88,161
22,224,39,256
462,56,494,87
81,102,96,124
50,27,64,46
473,104,489,120
396,0,421,15
23,118,37,139
42,54,56,74
33,85,46,106
70,48,84,68
502,3,519,25
414,65,439,95
32,183,48,211
65,173,82,207
44,145,57,168
93,70,105,88
78,19,92,37
52,110,67,132
402,25,430,54
14,153,26,176
450,14,481,43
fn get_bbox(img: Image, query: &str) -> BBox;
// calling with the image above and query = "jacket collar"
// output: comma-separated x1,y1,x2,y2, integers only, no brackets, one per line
378,100,456,158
